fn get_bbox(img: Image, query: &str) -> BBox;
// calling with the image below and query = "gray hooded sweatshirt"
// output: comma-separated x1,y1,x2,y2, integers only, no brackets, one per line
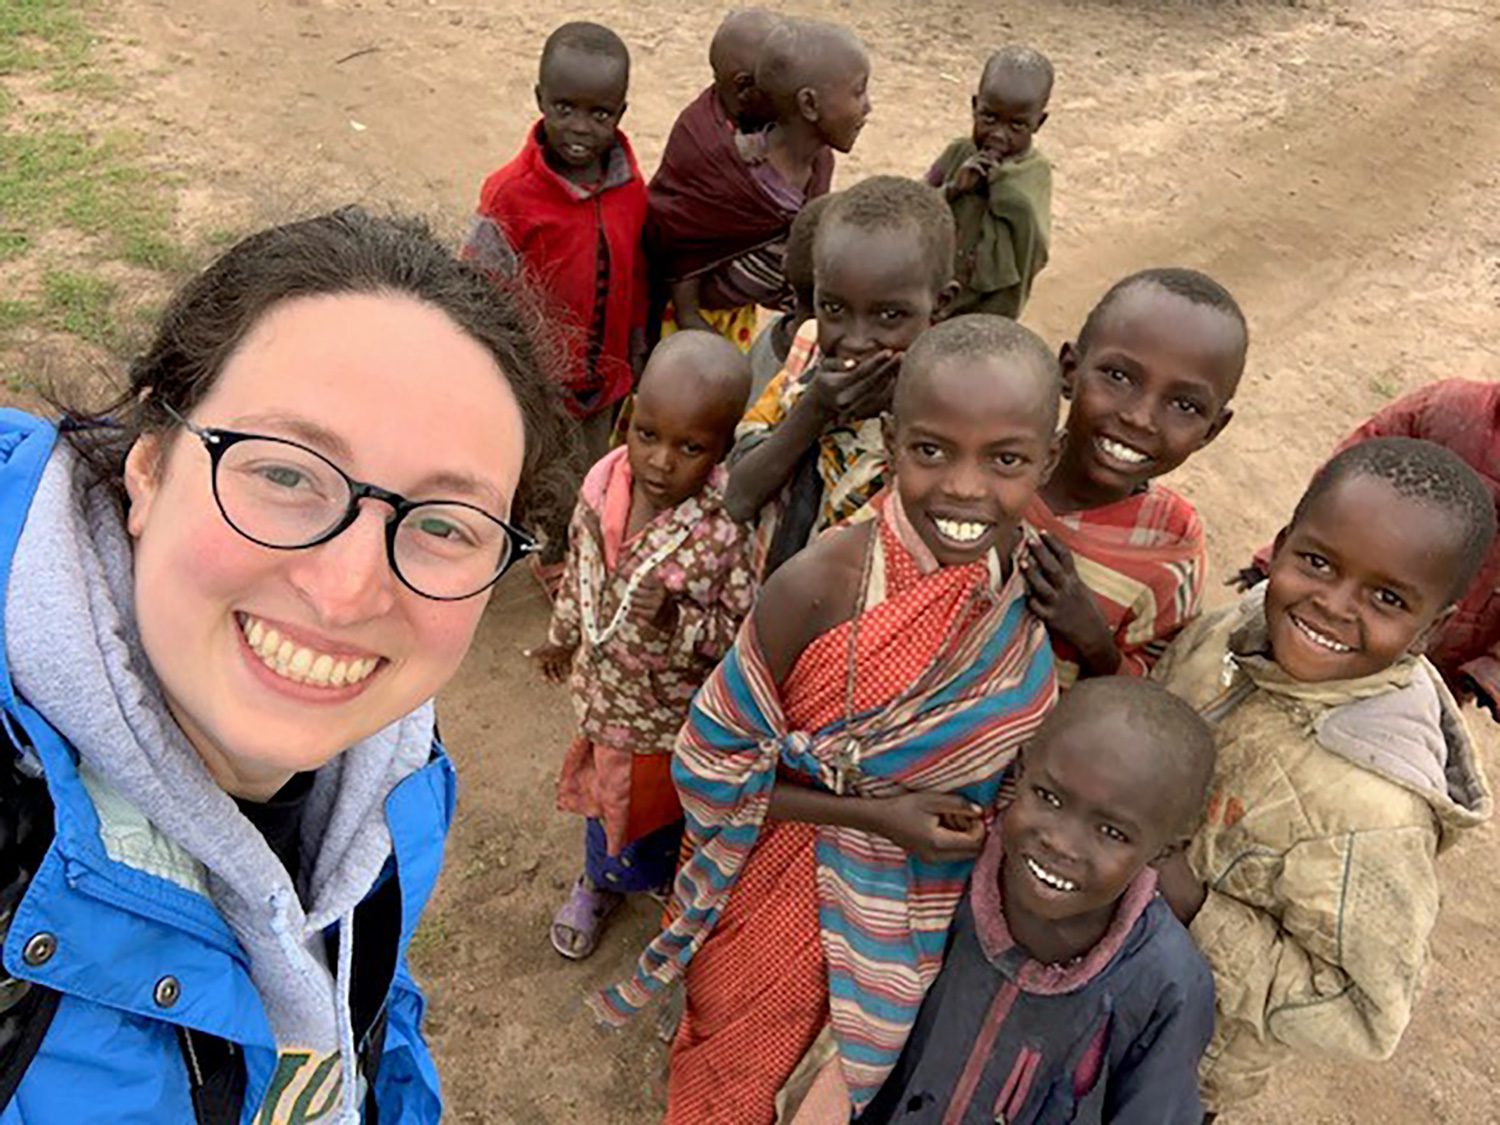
5,444,435,1122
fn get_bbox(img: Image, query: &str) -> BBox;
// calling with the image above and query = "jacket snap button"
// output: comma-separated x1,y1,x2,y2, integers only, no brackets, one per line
21,932,55,967
154,976,181,1008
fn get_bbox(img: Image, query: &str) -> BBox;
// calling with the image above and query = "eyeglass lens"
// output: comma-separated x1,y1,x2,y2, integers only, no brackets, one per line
212,437,512,599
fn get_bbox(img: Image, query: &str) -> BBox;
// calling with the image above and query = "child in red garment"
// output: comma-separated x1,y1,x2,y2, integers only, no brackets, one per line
1021,268,1248,686
1238,378,1500,720
463,21,648,532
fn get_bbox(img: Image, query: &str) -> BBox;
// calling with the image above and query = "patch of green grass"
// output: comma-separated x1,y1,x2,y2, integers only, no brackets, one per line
0,0,93,76
1368,371,1401,400
42,269,117,346
0,126,173,265
0,299,36,335
406,911,450,966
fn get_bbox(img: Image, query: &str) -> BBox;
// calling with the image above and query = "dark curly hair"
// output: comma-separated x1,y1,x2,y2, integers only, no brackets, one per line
1075,267,1248,375
814,175,956,291
57,206,580,541
1291,436,1496,600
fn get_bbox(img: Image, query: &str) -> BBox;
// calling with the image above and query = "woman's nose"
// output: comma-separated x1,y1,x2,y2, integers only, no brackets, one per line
287,503,399,625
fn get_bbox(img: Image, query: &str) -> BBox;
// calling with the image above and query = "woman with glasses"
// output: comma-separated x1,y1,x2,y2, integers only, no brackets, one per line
0,207,575,1124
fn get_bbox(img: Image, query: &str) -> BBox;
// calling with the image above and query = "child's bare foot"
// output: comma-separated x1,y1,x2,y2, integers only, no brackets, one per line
550,876,623,960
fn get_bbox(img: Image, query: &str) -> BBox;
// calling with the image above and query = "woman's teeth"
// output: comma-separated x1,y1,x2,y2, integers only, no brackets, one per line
239,614,379,688
1025,855,1078,892
1291,615,1354,653
1097,436,1149,466
934,517,991,544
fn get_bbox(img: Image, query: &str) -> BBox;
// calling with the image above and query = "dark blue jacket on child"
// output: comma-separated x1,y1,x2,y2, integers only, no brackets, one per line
863,824,1213,1125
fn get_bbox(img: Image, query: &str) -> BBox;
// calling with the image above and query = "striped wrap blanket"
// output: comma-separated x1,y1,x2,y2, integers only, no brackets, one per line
593,507,1057,1107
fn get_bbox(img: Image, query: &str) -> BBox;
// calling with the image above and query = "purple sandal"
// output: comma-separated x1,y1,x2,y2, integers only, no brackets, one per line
550,877,623,961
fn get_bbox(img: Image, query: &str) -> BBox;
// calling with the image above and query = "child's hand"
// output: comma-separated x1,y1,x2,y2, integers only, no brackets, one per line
630,573,679,632
945,153,999,199
1152,849,1207,925
528,641,575,685
869,792,986,862
808,351,901,423
1022,535,1122,676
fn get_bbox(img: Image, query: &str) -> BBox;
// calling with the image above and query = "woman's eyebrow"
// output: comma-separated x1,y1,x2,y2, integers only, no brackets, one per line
230,412,503,510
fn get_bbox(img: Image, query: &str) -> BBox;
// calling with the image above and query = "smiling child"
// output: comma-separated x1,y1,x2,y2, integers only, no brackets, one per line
863,677,1217,1125
1023,268,1247,686
1152,436,1495,1116
597,314,1061,1121
531,331,755,960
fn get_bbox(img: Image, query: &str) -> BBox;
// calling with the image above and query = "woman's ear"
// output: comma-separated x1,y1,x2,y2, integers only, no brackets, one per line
123,434,164,538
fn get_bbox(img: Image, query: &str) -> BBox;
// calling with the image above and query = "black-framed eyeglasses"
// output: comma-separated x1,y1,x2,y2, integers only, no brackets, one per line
163,404,537,601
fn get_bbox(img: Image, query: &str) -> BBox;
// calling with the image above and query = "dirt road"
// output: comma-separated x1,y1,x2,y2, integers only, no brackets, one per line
82,0,1500,1120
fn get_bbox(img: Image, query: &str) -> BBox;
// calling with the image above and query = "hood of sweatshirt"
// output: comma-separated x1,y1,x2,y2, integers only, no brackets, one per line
4,443,434,1118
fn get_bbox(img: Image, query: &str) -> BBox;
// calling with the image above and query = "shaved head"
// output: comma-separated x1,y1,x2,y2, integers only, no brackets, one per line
709,8,780,75
709,8,782,126
639,329,752,435
1037,677,1216,837
755,18,867,106
894,314,1060,432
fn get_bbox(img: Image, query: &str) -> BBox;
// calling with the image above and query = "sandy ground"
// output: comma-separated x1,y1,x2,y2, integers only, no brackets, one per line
36,0,1500,1120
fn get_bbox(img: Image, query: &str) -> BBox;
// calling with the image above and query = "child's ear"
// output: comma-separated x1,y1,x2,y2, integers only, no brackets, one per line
534,83,545,115
1199,403,1235,449
616,100,629,124
1041,428,1066,486
1058,342,1079,399
970,93,979,115
881,411,897,460
931,281,961,324
1034,111,1049,133
1268,524,1291,562
797,86,820,124
1411,604,1460,656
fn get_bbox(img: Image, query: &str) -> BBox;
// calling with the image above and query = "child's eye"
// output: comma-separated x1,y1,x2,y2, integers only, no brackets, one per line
1100,366,1131,385
682,443,705,456
819,299,845,316
635,429,656,443
1033,786,1061,809
993,452,1025,470
1172,396,1205,416
911,442,943,462
553,101,573,113
592,109,612,122
878,308,910,324
1374,588,1409,611
978,112,999,125
1100,824,1130,844
1298,551,1330,572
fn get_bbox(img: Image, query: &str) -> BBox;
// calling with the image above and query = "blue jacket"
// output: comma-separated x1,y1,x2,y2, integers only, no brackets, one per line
0,411,453,1123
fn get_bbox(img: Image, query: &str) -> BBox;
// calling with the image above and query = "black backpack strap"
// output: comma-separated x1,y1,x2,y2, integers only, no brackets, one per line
0,719,61,1109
